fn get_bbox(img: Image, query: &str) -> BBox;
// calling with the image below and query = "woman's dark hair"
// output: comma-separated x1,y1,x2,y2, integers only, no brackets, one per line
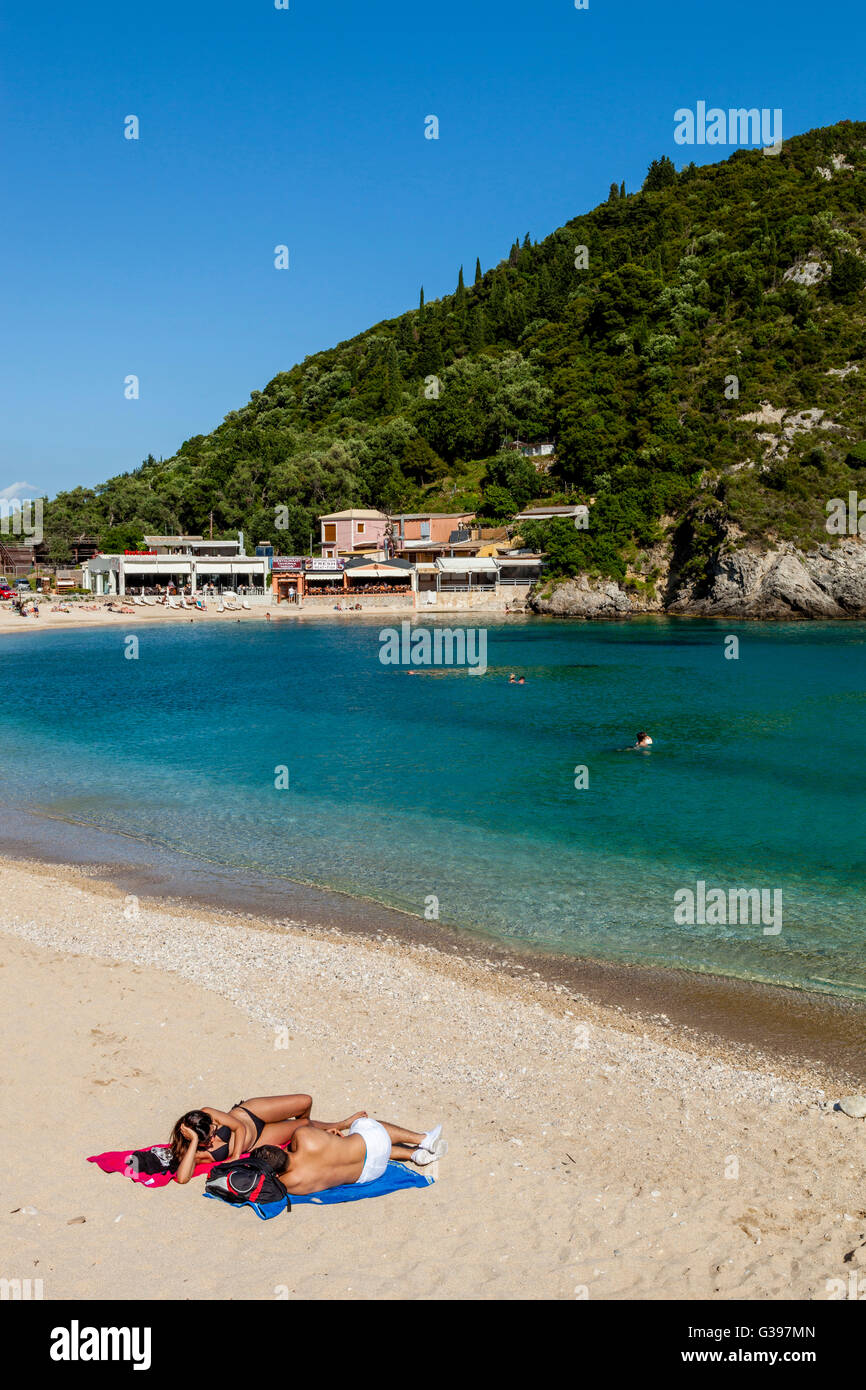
637,731,647,741
169,1109,213,1169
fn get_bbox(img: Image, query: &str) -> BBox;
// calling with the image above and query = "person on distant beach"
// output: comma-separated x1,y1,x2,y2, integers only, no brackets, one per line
169,1093,366,1184
251,1115,447,1196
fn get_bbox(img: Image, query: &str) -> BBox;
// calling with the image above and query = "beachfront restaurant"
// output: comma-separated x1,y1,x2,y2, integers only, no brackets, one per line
190,555,269,594
494,554,544,586
82,549,269,596
272,557,306,601
344,557,414,597
434,556,499,592
301,559,347,597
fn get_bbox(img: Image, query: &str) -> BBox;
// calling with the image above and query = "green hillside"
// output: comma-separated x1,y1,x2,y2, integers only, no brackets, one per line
43,120,866,583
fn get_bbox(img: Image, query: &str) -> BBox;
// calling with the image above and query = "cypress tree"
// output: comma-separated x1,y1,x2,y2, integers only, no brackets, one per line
467,305,486,352
620,180,626,198
418,306,443,375
383,340,402,412
475,257,483,285
397,313,414,354
608,183,619,203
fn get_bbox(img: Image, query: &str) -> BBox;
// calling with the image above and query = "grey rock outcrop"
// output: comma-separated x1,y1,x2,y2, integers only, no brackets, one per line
532,539,866,620
531,575,634,618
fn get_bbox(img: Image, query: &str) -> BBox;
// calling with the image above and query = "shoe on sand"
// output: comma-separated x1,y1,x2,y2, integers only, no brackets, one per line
413,1139,448,1164
419,1124,442,1152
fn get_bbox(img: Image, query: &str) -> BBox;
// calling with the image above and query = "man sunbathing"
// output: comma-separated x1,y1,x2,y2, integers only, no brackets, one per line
251,1116,447,1195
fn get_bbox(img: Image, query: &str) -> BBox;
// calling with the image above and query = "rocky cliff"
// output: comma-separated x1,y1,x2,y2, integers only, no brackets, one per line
531,538,866,620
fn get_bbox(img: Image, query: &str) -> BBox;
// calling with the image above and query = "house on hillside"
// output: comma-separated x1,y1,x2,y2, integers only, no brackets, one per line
514,503,589,529
504,440,557,473
319,510,389,559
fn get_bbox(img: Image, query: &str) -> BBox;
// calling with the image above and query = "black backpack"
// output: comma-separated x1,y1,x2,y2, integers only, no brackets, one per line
204,1156,290,1219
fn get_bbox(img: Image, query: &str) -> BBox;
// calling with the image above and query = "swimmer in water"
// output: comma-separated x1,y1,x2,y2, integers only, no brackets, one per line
508,673,516,684
517,677,525,685
634,730,653,748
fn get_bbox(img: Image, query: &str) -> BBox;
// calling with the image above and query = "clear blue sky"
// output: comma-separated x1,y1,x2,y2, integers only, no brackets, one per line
1,0,863,497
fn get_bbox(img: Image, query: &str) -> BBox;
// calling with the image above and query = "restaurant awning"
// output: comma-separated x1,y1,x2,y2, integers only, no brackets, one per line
346,566,411,579
435,557,498,573
305,570,344,580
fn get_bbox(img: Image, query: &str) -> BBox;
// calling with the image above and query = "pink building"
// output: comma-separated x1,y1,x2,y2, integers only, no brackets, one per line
319,509,389,559
389,512,475,545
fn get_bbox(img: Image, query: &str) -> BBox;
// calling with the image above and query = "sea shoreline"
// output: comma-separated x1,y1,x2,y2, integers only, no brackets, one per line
4,599,866,640
1,813,863,1087
2,850,864,1300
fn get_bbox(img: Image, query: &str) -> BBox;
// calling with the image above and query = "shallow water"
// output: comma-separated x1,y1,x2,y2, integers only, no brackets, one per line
2,616,865,998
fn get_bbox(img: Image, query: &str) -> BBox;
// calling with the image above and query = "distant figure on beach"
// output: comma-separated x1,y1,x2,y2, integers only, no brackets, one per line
251,1115,447,1195
169,1093,366,1185
265,611,271,622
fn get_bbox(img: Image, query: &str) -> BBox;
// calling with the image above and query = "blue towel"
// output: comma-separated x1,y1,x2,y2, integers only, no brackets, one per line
204,1161,434,1220
292,1161,434,1206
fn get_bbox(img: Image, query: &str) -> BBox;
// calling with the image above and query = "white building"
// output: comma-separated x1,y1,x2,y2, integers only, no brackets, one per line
82,534,269,596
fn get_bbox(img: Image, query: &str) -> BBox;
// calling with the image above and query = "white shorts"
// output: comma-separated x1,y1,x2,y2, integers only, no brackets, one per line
349,1117,391,1184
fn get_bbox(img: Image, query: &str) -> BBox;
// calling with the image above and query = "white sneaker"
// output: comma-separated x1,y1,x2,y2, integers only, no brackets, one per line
414,1139,448,1164
419,1124,442,1151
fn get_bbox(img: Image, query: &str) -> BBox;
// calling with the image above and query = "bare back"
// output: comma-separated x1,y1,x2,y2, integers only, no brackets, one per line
279,1127,366,1195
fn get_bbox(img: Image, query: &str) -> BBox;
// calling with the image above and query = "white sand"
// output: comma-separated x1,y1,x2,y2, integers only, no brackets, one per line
0,856,863,1301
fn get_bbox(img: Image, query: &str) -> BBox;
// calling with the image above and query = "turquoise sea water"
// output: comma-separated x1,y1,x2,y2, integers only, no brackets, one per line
1,617,865,998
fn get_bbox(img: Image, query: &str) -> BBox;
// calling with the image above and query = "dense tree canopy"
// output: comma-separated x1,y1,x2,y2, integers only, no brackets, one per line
41,121,866,584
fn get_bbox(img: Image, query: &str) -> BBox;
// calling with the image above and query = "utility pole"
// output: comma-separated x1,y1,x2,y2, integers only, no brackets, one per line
209,511,213,539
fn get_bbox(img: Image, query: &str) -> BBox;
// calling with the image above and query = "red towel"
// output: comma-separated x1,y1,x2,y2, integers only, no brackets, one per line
87,1145,217,1187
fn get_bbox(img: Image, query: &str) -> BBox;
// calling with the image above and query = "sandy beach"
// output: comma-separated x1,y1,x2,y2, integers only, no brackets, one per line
1,853,863,1301
0,599,308,637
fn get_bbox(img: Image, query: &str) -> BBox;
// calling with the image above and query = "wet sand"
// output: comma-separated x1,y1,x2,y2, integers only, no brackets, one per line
1,807,863,1086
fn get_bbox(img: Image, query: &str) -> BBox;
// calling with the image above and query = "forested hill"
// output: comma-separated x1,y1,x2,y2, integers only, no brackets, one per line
44,119,866,582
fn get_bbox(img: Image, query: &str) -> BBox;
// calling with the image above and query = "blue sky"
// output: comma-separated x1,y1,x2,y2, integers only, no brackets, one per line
1,0,863,497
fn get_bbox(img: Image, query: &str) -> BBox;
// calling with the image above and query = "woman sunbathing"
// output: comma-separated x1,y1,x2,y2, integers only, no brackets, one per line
169,1092,365,1184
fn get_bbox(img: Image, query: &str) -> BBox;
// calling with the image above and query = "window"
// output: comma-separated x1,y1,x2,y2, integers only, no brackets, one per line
420,521,431,541
356,522,365,535
323,524,336,543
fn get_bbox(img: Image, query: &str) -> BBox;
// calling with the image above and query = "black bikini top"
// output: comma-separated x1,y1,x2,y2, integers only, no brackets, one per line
209,1124,232,1163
